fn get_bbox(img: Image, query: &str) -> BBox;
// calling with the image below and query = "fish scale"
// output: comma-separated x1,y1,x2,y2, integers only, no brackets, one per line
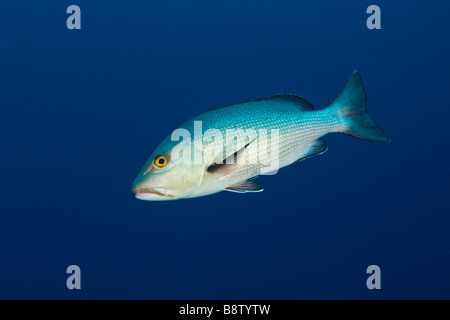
187,105,337,198
132,71,390,200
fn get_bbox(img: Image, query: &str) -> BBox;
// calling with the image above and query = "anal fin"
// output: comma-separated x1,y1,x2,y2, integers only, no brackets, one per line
296,139,328,162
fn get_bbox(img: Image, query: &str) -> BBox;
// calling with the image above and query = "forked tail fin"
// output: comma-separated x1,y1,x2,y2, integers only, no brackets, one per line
328,71,390,143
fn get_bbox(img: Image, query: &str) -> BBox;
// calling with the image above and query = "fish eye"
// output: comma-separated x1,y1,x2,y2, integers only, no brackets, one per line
154,155,167,168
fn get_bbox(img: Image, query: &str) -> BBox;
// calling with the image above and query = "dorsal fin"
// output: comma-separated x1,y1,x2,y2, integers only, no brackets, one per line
193,94,315,119
264,94,315,111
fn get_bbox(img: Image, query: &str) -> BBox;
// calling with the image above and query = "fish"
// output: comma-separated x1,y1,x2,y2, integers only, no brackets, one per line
132,71,390,201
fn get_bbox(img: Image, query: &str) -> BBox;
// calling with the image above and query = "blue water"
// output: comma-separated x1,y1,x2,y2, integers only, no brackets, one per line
1,1,449,299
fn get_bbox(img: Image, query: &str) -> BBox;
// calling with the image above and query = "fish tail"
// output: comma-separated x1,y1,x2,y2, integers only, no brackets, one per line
328,71,390,143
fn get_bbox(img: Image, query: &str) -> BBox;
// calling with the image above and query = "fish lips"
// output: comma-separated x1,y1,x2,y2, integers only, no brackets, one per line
132,187,174,200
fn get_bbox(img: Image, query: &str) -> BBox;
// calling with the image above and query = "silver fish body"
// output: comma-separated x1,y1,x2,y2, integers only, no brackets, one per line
132,71,389,200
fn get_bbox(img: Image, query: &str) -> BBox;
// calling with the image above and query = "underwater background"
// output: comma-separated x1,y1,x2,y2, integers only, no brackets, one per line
1,0,449,299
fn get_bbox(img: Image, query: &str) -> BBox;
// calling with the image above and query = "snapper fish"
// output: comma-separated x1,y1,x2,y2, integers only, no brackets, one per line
132,71,390,201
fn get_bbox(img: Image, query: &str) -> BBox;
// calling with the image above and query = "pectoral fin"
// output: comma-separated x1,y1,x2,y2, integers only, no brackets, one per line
225,180,264,193
207,137,256,178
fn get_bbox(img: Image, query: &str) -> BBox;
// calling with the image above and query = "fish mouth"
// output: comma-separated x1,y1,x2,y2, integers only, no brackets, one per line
132,187,174,200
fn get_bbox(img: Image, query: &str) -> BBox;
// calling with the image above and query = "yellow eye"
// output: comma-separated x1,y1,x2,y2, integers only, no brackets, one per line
154,155,167,168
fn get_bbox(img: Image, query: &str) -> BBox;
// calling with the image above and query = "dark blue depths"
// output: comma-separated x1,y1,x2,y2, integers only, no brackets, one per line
0,1,449,299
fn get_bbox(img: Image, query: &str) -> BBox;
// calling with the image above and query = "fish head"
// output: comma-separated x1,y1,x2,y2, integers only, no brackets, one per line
131,137,204,201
